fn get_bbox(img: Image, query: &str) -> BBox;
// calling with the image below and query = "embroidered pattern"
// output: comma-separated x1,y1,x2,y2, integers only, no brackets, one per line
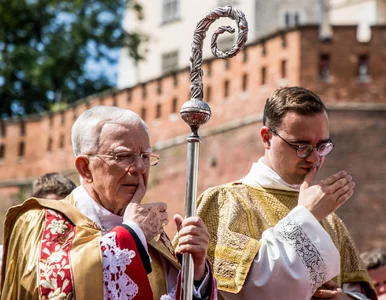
101,232,139,300
276,218,326,298
39,209,76,300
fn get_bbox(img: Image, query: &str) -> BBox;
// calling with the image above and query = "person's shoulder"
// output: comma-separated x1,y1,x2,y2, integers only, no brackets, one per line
200,181,247,195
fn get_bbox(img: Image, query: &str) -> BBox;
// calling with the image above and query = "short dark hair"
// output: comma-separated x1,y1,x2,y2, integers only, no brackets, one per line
360,248,386,270
32,172,76,199
263,86,327,130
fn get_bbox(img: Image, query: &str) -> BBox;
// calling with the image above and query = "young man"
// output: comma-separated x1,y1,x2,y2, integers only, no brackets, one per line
197,86,376,299
1,106,216,299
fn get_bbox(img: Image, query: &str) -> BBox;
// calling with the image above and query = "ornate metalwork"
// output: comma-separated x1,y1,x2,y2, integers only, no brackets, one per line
180,6,248,300
180,5,249,133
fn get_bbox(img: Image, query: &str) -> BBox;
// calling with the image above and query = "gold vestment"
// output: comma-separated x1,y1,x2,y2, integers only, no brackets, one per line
0,195,179,299
197,182,375,298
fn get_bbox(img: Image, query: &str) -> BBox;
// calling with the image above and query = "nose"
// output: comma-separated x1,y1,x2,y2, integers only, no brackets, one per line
305,147,320,163
126,157,147,175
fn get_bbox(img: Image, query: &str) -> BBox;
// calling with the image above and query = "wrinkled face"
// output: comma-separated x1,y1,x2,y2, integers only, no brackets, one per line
86,122,151,215
263,111,330,185
369,267,386,297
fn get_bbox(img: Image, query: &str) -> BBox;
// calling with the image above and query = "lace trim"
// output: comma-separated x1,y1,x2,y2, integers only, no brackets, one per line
101,232,139,300
276,217,326,297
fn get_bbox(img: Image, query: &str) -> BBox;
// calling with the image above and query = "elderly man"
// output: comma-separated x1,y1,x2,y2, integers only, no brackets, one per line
1,106,216,299
197,86,376,300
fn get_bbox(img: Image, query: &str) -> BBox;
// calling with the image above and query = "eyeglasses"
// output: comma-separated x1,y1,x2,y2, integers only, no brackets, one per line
88,152,159,168
269,129,334,158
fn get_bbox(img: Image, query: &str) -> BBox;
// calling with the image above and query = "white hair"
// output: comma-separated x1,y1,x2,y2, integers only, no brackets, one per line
71,106,149,156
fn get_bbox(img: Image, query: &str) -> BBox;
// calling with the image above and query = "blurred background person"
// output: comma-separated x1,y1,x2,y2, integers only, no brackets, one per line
361,248,386,299
32,172,77,200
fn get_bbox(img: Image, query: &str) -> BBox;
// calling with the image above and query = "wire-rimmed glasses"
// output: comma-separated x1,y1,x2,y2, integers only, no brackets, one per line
269,129,334,158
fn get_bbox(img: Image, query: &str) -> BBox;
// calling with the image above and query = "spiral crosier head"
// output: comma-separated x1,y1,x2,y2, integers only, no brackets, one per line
180,6,248,135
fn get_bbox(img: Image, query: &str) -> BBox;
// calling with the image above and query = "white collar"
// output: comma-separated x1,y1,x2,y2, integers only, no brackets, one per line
240,158,301,192
73,186,123,231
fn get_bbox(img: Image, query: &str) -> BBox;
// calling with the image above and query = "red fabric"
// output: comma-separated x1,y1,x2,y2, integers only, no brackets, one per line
39,209,76,299
110,226,153,299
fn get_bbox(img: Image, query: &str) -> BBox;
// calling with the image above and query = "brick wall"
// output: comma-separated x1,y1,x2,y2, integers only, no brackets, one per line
1,25,386,251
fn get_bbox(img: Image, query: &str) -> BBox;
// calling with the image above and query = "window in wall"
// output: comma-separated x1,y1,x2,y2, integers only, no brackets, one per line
162,50,179,74
127,90,132,103
20,121,26,136
261,66,267,85
162,0,180,24
224,80,229,98
47,137,53,152
262,42,266,56
242,73,248,91
207,61,212,77
172,98,178,114
243,49,248,63
59,134,65,149
281,34,287,48
0,122,6,137
357,55,369,82
18,141,25,157
157,79,162,95
285,12,290,27
206,85,211,103
281,60,287,78
49,114,54,127
156,104,162,119
112,95,117,106
225,60,230,70
141,107,147,121
173,73,178,87
142,84,147,99
0,144,5,159
319,54,330,81
294,13,300,26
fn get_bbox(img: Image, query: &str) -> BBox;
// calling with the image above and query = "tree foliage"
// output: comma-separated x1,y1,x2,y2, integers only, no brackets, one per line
0,0,144,117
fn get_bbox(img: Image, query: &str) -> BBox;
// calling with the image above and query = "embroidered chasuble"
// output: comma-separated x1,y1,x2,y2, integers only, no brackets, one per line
1,193,217,299
197,182,375,299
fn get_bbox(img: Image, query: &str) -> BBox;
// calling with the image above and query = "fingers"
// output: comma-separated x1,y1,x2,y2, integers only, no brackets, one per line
313,288,338,298
319,171,347,187
323,280,340,290
130,176,145,204
301,166,318,190
321,173,355,205
173,214,184,232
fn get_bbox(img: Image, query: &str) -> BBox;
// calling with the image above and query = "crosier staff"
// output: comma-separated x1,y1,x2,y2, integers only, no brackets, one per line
179,6,248,300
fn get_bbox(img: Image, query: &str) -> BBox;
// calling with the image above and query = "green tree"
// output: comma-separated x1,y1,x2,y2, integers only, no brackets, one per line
0,0,144,117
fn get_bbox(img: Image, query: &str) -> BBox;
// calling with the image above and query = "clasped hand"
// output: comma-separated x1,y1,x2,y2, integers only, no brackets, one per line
313,280,354,299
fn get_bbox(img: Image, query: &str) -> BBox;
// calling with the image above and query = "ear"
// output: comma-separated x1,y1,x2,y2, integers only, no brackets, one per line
260,126,272,149
75,155,93,183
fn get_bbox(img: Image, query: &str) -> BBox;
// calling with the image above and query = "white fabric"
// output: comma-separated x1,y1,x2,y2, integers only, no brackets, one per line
73,185,210,299
220,158,341,300
101,232,139,300
240,158,301,191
